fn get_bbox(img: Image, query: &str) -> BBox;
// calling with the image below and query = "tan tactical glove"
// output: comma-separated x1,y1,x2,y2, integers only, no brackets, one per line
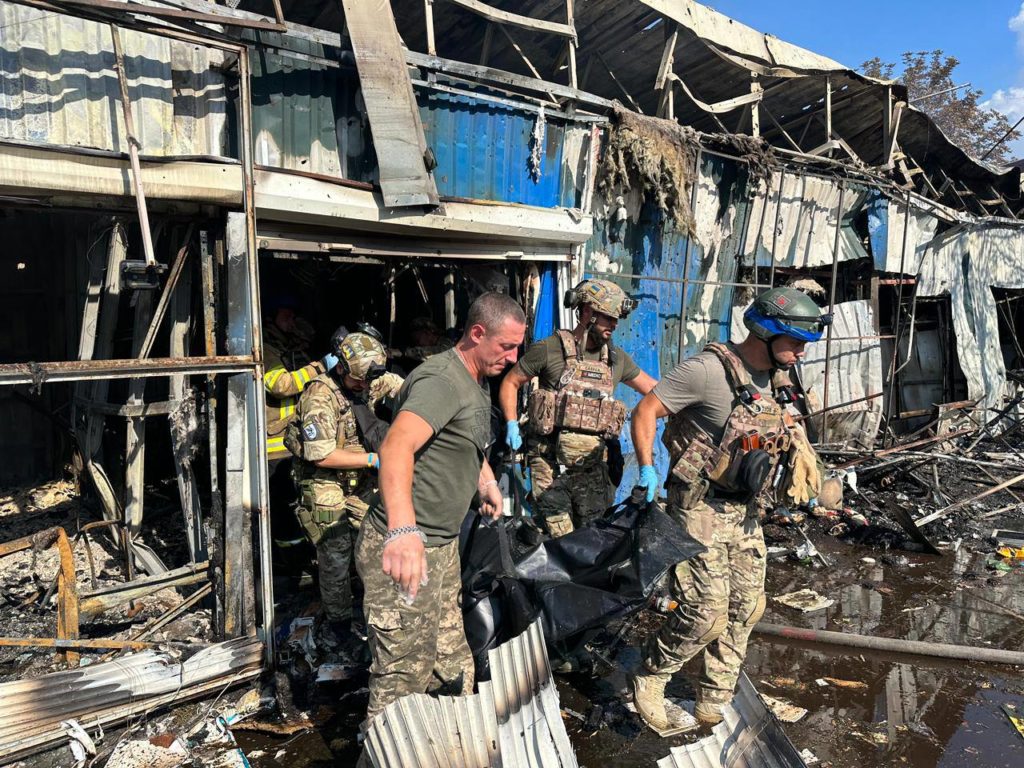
785,423,822,506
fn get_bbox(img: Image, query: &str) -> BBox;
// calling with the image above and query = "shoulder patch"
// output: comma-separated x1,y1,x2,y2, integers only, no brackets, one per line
303,422,319,441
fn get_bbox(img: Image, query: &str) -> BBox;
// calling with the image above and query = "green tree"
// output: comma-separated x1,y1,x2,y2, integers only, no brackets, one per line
861,50,1019,165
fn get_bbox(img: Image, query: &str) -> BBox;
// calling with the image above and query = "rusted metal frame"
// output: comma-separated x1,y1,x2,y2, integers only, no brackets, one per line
882,191,915,446
410,77,592,119
588,270,770,290
767,168,787,289
137,224,195,359
0,637,173,651
269,0,285,25
675,148,704,362
825,77,833,145
424,0,437,55
565,0,578,89
405,50,614,109
0,356,257,386
243,47,275,657
592,52,642,113
443,0,577,39
109,24,156,267
820,182,846,441
0,527,80,666
495,25,560,106
655,22,679,120
56,0,286,31
750,74,762,138
479,23,494,64
79,560,210,619
73,396,176,417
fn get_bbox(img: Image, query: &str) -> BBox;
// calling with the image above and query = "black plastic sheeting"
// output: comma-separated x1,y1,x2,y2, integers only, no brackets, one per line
460,497,706,679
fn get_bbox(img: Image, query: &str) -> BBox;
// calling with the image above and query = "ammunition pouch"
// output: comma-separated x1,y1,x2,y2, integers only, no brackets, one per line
664,419,727,486
527,388,626,439
296,478,349,545
555,430,605,468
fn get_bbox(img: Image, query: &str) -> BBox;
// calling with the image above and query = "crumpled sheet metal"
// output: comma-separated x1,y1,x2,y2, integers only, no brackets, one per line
366,618,577,768
0,638,262,761
656,672,808,768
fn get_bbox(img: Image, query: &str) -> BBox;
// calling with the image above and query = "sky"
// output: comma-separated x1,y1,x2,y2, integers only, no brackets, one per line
705,0,1024,158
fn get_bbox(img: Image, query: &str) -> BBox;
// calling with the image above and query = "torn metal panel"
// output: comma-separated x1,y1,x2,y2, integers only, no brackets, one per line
797,300,883,448
365,618,576,768
868,196,942,274
0,637,262,761
341,0,439,207
0,2,230,157
657,672,808,768
743,172,870,269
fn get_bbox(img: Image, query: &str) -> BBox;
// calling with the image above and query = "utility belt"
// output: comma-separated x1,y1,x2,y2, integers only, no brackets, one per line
665,418,791,506
526,388,626,439
293,472,372,544
530,430,609,469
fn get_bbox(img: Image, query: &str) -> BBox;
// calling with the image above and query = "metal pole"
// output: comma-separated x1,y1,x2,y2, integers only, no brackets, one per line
820,183,845,442
677,148,702,363
109,24,155,267
767,168,787,289
882,191,913,447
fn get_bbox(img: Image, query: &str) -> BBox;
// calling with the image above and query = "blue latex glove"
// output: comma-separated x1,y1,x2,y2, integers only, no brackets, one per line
639,464,659,503
505,420,522,451
322,352,339,371
367,452,380,469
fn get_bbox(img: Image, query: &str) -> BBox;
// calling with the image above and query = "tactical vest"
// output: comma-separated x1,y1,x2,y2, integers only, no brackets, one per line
527,330,627,439
285,374,370,496
662,343,792,502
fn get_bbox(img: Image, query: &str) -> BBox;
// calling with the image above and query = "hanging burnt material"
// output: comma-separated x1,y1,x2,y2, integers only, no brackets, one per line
701,131,777,189
598,106,700,234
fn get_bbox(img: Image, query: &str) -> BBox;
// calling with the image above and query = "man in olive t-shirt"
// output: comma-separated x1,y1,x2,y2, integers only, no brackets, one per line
355,293,526,730
500,279,656,536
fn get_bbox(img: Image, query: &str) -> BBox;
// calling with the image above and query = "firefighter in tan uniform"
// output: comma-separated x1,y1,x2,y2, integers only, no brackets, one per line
499,279,656,537
628,288,830,729
286,328,404,631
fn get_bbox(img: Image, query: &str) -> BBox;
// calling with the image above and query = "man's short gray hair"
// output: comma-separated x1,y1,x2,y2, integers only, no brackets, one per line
465,291,526,334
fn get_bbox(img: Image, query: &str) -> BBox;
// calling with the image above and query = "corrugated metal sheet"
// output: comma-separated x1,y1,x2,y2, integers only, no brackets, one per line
656,672,807,768
0,1,229,157
0,637,262,760
797,300,884,449
743,172,871,269
420,89,589,208
365,618,577,768
867,196,941,275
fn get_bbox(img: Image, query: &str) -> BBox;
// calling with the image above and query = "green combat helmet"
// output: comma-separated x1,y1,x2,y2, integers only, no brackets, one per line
743,287,831,343
331,328,387,382
565,279,638,319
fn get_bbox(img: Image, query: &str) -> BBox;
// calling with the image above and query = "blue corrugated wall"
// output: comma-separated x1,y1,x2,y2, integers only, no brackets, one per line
586,154,753,499
418,89,582,208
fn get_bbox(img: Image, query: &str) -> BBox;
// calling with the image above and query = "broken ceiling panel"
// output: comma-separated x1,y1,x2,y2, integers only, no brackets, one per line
341,0,439,207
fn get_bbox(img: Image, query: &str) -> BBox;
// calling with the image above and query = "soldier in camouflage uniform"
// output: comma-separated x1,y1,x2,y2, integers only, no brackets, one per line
287,327,403,628
629,288,830,728
499,279,656,537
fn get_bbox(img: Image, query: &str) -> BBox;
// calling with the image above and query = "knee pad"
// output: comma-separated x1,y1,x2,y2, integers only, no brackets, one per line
742,593,767,628
674,606,727,645
700,610,729,643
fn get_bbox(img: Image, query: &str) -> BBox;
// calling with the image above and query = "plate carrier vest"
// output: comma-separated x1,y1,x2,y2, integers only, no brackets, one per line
661,343,794,499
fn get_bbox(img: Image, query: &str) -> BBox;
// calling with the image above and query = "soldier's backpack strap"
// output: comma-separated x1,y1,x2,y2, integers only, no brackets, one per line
555,329,579,361
704,342,763,407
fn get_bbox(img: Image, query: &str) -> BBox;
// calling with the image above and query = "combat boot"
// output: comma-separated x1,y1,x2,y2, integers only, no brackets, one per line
629,669,671,731
694,699,724,725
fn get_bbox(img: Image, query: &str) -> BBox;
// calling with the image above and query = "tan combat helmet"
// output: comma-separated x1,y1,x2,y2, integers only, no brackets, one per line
333,329,387,382
565,279,637,319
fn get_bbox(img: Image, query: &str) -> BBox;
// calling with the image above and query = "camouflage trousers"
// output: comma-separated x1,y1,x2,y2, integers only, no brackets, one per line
528,438,612,537
355,524,475,726
643,488,767,706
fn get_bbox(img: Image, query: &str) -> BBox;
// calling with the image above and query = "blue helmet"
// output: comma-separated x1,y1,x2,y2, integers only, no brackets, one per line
743,288,831,343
